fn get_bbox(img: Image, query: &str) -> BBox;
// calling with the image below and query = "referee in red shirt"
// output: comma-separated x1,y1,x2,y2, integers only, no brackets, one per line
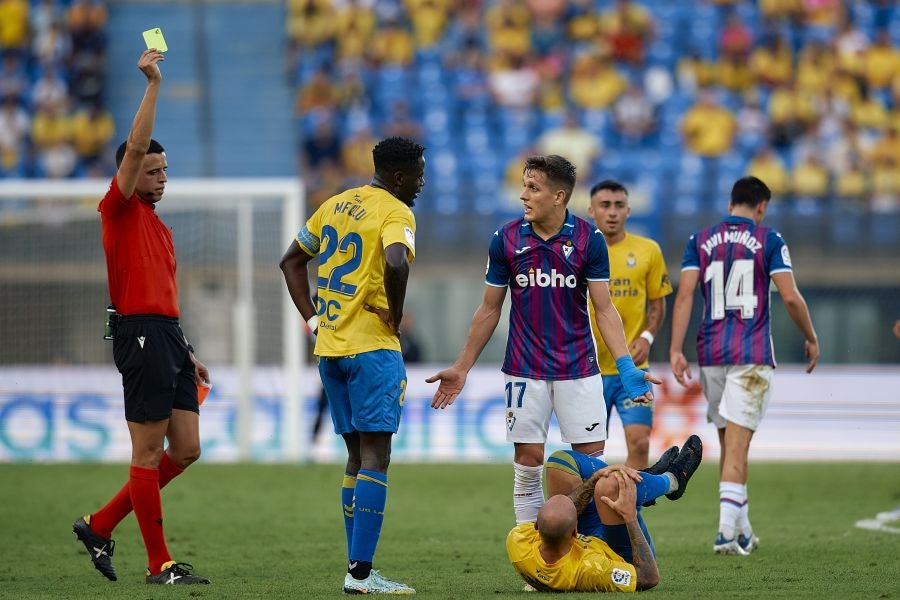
72,49,210,585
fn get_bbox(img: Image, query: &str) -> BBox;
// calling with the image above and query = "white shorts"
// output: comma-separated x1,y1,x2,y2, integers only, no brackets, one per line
699,364,774,431
503,374,607,444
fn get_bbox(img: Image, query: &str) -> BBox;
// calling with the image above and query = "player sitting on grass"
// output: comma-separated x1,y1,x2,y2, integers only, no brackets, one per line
506,435,702,592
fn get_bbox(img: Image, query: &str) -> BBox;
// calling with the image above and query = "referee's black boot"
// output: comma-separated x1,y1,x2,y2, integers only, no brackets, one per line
146,562,210,585
73,516,117,581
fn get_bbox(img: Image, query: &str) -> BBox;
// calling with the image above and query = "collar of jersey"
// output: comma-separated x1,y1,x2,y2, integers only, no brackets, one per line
521,210,575,241
723,215,754,226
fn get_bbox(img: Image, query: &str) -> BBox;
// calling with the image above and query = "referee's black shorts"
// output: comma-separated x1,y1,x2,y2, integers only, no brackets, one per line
112,315,199,423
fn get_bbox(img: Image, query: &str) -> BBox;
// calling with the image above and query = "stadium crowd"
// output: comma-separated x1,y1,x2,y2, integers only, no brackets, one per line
285,0,900,216
0,0,112,179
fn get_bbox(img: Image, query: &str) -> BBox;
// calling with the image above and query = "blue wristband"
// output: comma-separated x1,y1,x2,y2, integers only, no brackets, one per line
616,355,651,399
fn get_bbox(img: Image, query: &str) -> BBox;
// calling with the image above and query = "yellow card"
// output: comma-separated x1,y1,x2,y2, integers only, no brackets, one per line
142,28,168,52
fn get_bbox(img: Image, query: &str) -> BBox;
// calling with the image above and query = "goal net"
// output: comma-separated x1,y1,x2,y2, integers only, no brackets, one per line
0,178,307,460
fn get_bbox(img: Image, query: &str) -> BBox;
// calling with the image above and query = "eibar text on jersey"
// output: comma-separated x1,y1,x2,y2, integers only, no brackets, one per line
700,229,762,256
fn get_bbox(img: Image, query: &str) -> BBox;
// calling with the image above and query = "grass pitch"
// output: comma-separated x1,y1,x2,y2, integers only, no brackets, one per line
1,461,898,599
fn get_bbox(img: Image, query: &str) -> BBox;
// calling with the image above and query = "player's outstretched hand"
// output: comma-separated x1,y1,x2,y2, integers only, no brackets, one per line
138,49,164,83
804,339,820,373
670,352,692,387
426,367,467,409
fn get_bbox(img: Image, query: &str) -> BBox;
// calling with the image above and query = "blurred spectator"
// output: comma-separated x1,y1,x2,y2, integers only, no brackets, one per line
750,34,793,88
870,155,900,212
569,52,626,110
406,0,450,49
747,147,789,196
612,81,657,143
67,0,107,57
862,29,899,90
31,66,68,110
307,159,349,208
834,154,869,201
833,15,869,73
295,69,338,116
536,111,601,183
0,94,29,174
368,15,415,66
0,54,28,100
29,0,61,44
768,81,816,149
302,118,342,174
33,20,72,68
599,0,655,65
795,41,833,94
383,100,423,141
852,84,888,131
791,152,830,200
0,0,29,54
716,53,754,92
489,53,540,108
676,51,716,93
71,101,114,171
286,0,335,49
719,11,752,59
870,127,900,167
69,50,105,106
341,127,377,184
680,90,736,157
335,0,375,63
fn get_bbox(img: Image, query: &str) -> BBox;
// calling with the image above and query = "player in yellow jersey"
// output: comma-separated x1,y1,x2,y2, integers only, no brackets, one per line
280,136,425,595
507,435,703,594
587,180,673,469
507,473,654,593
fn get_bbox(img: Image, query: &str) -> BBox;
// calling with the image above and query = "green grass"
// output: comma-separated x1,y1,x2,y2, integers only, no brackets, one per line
1,462,899,599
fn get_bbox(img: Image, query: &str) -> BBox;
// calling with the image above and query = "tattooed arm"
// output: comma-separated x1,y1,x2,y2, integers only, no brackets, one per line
598,471,660,591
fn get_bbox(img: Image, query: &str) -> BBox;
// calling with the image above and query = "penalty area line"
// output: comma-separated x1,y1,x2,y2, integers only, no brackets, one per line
855,507,900,534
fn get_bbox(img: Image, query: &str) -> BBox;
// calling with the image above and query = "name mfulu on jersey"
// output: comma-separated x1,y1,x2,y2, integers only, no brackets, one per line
332,198,368,220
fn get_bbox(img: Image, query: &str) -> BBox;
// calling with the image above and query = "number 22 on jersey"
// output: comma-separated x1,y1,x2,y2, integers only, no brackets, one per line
704,259,758,320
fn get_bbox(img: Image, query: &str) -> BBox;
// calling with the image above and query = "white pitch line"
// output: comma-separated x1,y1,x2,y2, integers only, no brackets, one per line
855,508,900,535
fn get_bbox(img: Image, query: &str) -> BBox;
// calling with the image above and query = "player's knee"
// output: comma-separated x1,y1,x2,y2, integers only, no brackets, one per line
594,475,618,502
168,444,200,468
132,444,165,468
630,436,650,459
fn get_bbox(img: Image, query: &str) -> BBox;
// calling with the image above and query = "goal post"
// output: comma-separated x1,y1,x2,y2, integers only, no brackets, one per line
0,178,307,462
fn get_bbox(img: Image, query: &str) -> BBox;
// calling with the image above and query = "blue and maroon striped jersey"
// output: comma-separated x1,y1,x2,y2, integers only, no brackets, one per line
486,212,609,380
681,215,793,367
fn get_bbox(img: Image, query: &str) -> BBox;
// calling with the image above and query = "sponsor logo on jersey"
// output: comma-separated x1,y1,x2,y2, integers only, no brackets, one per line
515,268,577,288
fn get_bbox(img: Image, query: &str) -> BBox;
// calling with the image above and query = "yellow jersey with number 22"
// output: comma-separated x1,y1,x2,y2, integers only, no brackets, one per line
296,185,416,357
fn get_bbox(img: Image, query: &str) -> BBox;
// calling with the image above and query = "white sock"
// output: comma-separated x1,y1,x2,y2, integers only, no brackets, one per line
737,484,752,537
719,482,746,540
513,463,544,524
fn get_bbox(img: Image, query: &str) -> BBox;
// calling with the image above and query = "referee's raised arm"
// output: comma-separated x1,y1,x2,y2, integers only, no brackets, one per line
116,48,164,199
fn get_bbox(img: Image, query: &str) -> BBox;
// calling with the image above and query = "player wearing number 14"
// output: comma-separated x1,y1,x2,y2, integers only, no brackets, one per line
669,176,819,556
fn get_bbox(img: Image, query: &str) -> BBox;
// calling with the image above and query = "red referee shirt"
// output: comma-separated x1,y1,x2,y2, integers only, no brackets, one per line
98,176,179,317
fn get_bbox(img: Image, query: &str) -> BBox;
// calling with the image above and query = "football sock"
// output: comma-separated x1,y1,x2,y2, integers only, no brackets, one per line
636,472,671,506
129,466,172,574
513,463,544,524
719,481,746,540
349,470,387,578
90,452,185,539
342,473,357,559
737,485,752,537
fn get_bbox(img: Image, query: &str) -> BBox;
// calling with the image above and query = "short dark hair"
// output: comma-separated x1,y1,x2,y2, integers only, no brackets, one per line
372,136,425,174
115,139,165,168
523,155,576,202
731,176,771,208
589,179,628,198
